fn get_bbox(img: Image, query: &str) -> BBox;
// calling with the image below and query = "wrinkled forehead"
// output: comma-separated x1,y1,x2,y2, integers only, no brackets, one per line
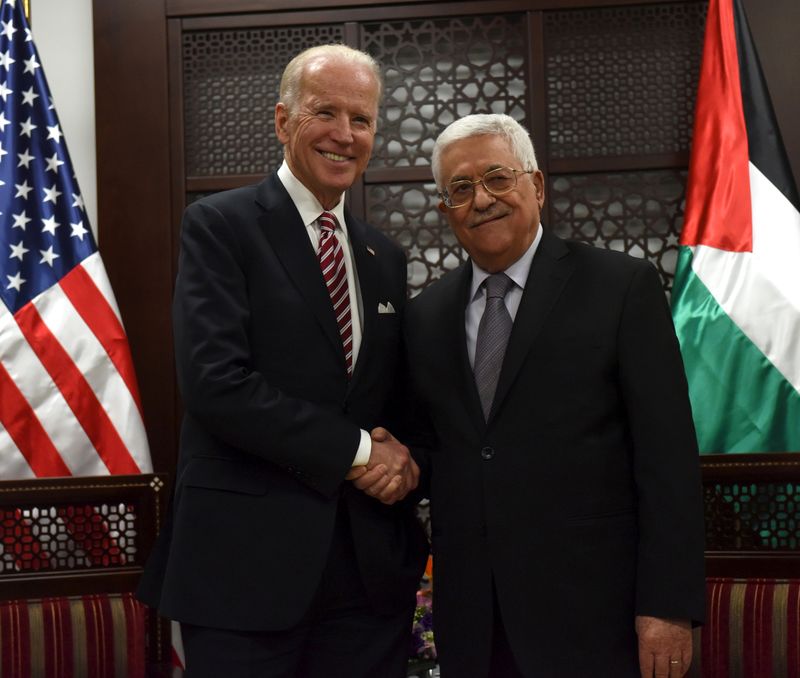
300,56,380,99
439,134,518,179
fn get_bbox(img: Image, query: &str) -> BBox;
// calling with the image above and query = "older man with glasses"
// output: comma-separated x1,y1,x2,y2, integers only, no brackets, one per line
384,113,705,677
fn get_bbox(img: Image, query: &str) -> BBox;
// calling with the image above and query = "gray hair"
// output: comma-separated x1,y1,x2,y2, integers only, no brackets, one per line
431,114,538,188
279,44,383,114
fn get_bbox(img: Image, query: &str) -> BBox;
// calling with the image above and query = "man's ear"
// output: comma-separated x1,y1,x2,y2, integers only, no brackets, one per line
275,102,290,144
438,201,448,213
533,170,545,208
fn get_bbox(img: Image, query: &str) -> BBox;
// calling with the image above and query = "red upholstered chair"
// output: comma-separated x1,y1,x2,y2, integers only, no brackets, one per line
0,593,147,677
699,578,800,677
0,474,170,678
693,453,800,677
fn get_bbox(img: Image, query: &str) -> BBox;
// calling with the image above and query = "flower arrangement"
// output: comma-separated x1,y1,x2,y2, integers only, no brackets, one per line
411,555,436,659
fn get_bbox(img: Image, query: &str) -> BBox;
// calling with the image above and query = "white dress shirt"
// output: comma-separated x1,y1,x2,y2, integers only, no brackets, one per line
466,225,543,367
277,161,371,466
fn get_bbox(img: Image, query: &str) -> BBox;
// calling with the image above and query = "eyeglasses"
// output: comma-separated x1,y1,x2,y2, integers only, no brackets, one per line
439,167,534,208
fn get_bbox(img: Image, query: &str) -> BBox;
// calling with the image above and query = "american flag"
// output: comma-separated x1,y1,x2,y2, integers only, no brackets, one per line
0,0,151,479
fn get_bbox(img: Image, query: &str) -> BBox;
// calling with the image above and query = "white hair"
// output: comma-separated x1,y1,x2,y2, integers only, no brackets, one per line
431,114,538,188
279,44,383,114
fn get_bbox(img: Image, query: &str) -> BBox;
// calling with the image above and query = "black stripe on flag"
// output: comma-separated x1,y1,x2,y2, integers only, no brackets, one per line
733,0,800,212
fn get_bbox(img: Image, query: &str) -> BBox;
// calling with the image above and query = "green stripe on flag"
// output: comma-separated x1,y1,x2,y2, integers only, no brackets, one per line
672,247,800,453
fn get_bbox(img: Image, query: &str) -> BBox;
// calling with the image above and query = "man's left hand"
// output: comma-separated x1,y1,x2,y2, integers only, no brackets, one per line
635,615,692,677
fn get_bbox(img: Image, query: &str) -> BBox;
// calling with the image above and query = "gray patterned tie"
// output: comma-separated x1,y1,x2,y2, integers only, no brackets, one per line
473,273,514,419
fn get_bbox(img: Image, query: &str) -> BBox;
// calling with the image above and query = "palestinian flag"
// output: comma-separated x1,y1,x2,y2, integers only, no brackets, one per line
671,0,800,453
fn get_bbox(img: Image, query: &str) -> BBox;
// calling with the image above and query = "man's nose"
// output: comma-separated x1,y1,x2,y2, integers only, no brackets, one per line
472,182,496,210
330,116,354,144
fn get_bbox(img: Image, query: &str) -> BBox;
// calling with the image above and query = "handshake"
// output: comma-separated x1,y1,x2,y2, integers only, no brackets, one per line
345,427,419,505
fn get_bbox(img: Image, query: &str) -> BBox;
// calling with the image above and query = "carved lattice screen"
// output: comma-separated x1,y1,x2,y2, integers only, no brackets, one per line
362,14,528,169
543,3,705,294
183,24,345,178
544,3,705,160
549,169,687,293
178,2,706,297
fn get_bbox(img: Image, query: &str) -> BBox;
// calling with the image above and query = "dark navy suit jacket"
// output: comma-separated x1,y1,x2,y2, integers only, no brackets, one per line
405,228,705,677
138,173,427,630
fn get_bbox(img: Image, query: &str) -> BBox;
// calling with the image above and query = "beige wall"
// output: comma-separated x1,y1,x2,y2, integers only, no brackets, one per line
32,0,97,237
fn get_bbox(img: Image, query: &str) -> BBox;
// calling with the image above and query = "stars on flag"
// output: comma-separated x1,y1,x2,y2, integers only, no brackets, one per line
14,180,32,199
9,239,28,260
70,220,88,240
17,148,33,167
6,270,24,291
22,53,38,74
0,0,95,310
19,115,35,136
21,85,37,105
11,210,30,229
43,183,61,204
41,215,59,235
1,19,15,40
45,152,63,173
46,123,62,142
39,244,59,266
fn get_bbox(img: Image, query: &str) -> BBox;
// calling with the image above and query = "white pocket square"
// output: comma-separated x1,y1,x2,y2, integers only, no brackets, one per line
378,301,396,314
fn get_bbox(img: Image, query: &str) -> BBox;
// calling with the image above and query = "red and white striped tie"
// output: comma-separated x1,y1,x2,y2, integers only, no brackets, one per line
317,211,353,377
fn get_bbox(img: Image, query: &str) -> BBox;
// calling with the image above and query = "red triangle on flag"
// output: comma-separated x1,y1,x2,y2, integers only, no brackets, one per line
682,0,752,253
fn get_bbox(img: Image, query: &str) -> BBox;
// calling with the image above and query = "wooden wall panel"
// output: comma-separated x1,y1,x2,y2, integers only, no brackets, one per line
93,0,176,474
93,0,800,480
743,0,800,185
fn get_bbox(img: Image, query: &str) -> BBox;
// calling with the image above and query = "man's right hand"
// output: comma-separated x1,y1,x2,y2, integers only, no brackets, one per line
346,427,419,505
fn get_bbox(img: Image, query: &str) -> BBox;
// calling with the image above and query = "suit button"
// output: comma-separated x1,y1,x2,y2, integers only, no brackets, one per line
481,446,494,460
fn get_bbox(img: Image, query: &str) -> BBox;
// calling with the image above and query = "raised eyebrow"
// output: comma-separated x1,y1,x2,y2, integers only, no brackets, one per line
449,164,507,183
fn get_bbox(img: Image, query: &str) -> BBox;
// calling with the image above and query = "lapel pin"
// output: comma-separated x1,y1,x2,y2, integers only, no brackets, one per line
366,245,376,256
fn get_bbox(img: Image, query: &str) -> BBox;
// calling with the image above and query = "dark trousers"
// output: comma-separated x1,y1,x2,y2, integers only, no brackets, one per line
488,583,526,678
182,503,415,678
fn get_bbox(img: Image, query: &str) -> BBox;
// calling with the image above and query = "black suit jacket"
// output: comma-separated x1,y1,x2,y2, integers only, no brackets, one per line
138,174,427,631
405,229,705,677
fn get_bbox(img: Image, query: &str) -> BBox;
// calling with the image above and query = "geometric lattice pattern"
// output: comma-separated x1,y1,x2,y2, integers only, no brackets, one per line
704,482,800,551
544,2,705,159
365,182,466,296
548,169,687,295
182,24,344,176
0,503,138,573
362,14,527,168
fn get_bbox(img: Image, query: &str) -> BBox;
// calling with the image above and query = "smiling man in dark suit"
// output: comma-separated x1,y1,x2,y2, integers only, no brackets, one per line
400,114,705,677
137,44,427,678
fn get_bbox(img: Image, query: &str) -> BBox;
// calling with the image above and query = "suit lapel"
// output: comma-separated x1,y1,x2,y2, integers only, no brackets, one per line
488,229,574,422
256,175,344,358
347,213,379,386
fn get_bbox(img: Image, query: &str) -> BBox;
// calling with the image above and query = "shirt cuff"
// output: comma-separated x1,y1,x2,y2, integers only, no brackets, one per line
352,429,372,467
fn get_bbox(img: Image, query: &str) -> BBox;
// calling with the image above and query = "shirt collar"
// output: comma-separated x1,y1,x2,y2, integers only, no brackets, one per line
277,160,348,232
469,224,543,302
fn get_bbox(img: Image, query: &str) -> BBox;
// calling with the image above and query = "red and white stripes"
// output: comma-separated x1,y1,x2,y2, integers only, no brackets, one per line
0,252,151,479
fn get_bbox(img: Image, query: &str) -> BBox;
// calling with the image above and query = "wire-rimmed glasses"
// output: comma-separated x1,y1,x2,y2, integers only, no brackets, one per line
439,167,534,208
